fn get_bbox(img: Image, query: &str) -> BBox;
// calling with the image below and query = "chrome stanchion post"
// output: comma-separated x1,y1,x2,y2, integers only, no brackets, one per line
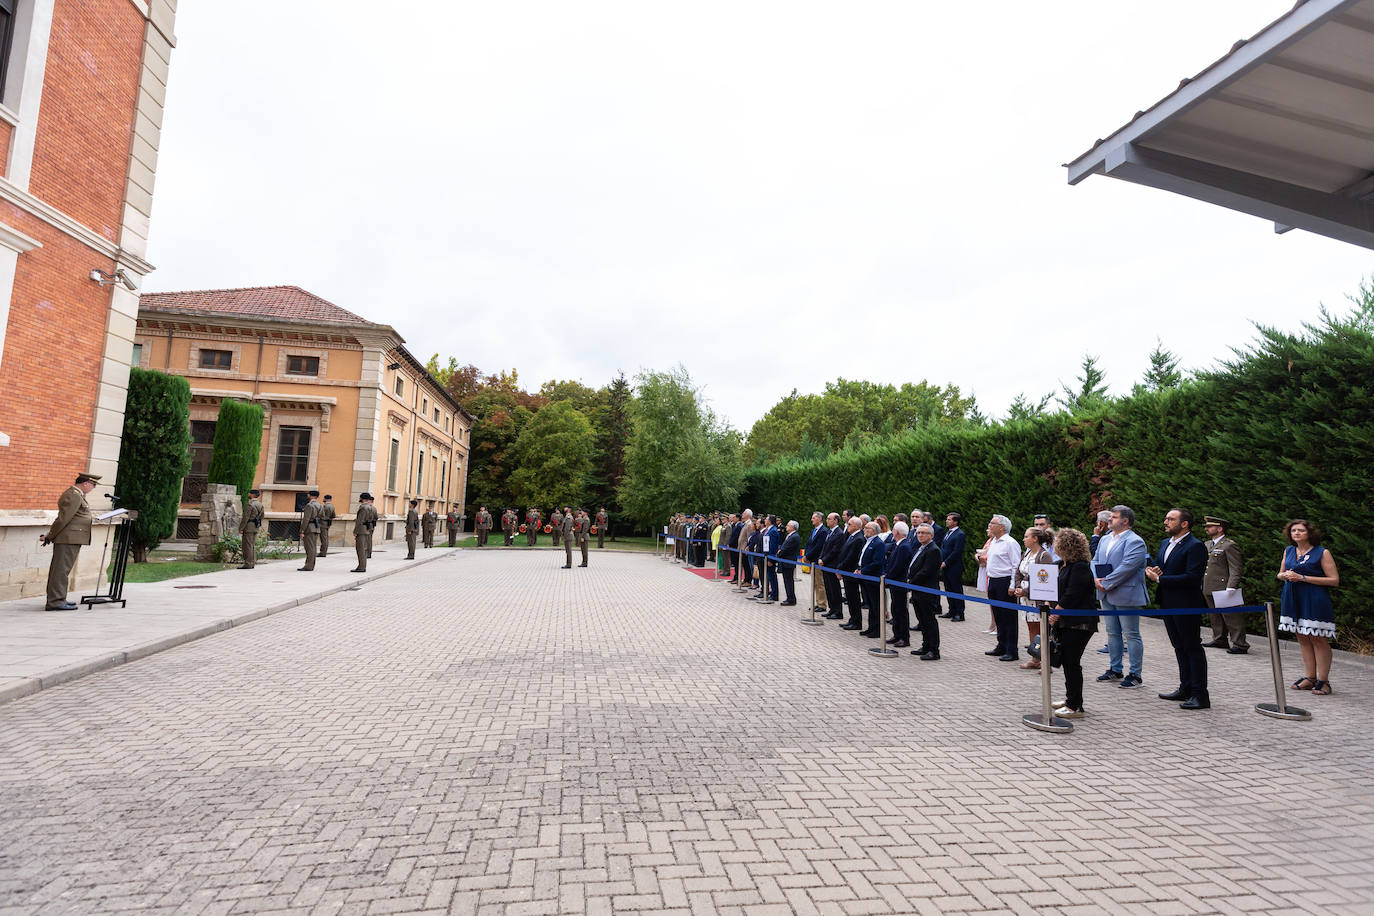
869,576,897,657
1022,608,1072,733
801,560,823,625
1256,601,1311,721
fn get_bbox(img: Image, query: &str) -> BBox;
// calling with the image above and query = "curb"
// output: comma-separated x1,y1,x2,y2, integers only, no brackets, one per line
0,548,460,708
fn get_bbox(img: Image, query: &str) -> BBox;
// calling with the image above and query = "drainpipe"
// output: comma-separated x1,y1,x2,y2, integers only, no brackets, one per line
251,334,265,400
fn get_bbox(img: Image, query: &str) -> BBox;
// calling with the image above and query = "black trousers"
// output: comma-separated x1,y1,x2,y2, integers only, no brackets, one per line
914,593,940,651
822,571,843,614
844,576,864,625
942,566,965,617
1058,627,1094,711
888,586,909,641
989,576,1017,657
780,564,795,602
1163,612,1208,695
860,580,882,633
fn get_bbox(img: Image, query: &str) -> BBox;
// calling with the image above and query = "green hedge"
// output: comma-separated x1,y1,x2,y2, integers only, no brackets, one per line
744,298,1374,645
115,368,191,561
207,398,264,502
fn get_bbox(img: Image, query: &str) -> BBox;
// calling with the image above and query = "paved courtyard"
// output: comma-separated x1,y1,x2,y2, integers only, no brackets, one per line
1,549,1371,915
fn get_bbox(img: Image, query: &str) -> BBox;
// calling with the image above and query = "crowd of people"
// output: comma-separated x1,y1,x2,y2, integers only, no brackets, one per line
664,506,1342,717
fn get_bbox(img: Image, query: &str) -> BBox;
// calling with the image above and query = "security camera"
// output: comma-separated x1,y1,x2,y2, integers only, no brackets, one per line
114,269,138,291
88,268,140,291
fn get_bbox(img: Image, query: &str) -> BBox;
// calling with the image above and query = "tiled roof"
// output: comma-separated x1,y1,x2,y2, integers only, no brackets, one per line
139,286,379,326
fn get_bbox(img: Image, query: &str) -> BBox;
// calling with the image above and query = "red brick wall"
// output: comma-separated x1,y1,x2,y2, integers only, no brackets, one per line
0,202,114,507
29,0,145,239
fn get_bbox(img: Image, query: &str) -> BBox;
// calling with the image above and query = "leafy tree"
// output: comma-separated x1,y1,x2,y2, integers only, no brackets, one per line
114,369,191,562
1056,354,1109,413
425,353,459,389
507,401,596,508
1137,339,1183,392
1006,392,1053,421
207,398,264,502
457,368,548,513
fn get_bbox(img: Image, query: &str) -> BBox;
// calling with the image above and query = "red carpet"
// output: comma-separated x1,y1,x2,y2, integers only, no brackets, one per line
684,566,727,580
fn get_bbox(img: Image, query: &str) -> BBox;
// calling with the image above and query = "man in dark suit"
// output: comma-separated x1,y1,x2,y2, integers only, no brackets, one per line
778,520,802,605
884,521,914,647
856,521,887,637
745,519,764,596
907,523,943,659
806,512,829,612
939,512,967,621
836,517,866,629
820,513,848,619
759,515,780,603
1147,507,1210,710
922,511,945,547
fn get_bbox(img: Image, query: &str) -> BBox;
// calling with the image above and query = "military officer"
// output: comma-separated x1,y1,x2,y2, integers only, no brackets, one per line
550,507,564,548
526,507,541,546
1202,516,1248,653
560,506,576,568
299,490,323,571
422,504,438,548
446,504,461,546
351,493,378,572
575,508,591,567
596,507,609,548
40,472,99,610
239,487,265,569
405,499,420,559
476,506,492,546
319,494,336,556
502,508,516,546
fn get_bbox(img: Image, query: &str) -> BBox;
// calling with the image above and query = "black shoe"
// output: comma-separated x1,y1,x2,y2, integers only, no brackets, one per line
1096,669,1123,682
578,563,587,567
780,600,797,606
891,640,909,648
1158,688,1191,701
1203,638,1229,649
860,630,880,638
919,651,940,660
840,623,861,630
999,654,1018,662
350,568,365,573
912,646,929,655
561,565,571,569
950,616,964,622
46,602,79,611
939,612,955,619
1180,695,1211,710
823,612,844,620
985,649,1002,656
1227,646,1249,654
298,567,311,571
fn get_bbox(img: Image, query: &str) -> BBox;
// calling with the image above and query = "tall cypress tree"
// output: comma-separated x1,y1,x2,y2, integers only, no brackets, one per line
207,398,264,502
114,368,191,562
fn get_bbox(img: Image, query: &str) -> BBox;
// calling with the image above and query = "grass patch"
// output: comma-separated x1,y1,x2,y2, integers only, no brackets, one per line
114,549,301,583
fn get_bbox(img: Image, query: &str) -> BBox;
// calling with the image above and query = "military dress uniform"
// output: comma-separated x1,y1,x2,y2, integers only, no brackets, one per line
422,509,438,548
476,509,492,547
44,476,96,610
239,494,265,568
319,499,336,556
352,496,378,571
299,495,323,570
446,508,460,547
526,509,541,546
575,511,591,567
1203,520,1248,652
596,510,608,548
550,510,564,548
502,510,516,546
406,505,420,558
561,511,576,568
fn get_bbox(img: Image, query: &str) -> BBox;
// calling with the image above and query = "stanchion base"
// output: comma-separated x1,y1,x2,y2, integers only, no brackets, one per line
1255,702,1312,721
1022,713,1074,733
867,648,899,658
799,618,824,626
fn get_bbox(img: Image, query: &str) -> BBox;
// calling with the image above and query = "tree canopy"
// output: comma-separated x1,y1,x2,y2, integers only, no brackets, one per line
507,401,596,508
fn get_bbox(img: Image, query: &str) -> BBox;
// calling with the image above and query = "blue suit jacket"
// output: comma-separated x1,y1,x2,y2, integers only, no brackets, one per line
858,535,887,576
940,526,966,571
763,525,780,557
1094,529,1149,607
1153,533,1207,609
885,537,914,580
806,525,828,561
929,522,946,546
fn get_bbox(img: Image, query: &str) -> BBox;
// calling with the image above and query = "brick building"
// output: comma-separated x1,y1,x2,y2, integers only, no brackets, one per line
136,286,472,549
0,1,178,601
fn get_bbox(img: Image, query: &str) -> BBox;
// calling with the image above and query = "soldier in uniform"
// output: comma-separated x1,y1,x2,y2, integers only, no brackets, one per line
299,490,323,571
476,506,492,546
239,487,265,569
575,508,591,567
1202,515,1248,653
405,499,420,559
502,508,516,546
40,472,99,610
351,493,377,572
319,494,336,556
446,504,461,547
550,507,564,548
526,507,541,546
596,507,609,548
422,504,438,548
560,506,575,568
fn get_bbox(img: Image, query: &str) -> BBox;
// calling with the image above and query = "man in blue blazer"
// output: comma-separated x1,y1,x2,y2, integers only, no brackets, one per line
762,516,781,603
884,521,915,646
836,517,866,628
777,520,803,605
939,512,967,621
1093,505,1150,688
805,512,829,613
907,523,944,659
857,521,887,637
1147,508,1210,709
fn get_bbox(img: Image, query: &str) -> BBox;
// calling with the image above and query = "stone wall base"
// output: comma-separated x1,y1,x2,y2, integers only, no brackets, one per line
0,512,120,603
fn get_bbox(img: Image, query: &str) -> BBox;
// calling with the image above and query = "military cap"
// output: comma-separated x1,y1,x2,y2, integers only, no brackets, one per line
1203,516,1230,527
249,488,261,496
308,489,320,497
360,492,373,500
75,472,102,484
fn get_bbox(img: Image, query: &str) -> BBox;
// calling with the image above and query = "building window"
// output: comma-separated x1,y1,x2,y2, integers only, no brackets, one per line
275,426,311,484
188,420,216,476
440,459,447,495
422,397,429,416
285,355,320,376
0,1,15,100
387,438,400,491
200,349,232,370
394,376,404,397
130,343,143,367
416,449,424,493
433,407,440,423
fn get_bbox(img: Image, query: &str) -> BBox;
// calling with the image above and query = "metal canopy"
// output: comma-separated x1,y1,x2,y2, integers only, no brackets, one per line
1066,0,1374,250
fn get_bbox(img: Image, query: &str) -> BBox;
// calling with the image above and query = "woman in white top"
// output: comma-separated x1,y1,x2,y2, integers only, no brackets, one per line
1012,527,1055,669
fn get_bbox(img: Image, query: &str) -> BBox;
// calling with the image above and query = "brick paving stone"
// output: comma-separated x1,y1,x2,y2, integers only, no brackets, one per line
0,550,1372,914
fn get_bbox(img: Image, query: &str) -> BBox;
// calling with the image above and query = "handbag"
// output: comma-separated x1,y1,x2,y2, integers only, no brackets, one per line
1027,633,1063,668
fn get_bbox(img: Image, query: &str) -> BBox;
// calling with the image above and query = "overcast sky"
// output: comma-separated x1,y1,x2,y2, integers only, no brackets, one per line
147,1,1372,431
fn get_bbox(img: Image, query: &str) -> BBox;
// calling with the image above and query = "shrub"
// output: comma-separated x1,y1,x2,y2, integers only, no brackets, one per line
114,368,191,562
207,398,264,502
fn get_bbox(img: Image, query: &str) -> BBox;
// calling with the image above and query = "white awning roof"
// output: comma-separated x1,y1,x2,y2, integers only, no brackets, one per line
1066,0,1374,249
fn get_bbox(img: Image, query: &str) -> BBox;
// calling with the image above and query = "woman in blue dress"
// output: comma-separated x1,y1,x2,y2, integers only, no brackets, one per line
1277,519,1340,695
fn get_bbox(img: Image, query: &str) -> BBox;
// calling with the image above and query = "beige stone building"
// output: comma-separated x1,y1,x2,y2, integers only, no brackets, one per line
135,286,471,547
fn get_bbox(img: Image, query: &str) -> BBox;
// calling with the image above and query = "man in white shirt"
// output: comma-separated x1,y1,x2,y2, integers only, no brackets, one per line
981,515,1022,661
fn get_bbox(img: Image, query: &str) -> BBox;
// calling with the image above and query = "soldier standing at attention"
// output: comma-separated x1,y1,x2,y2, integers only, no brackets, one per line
39,472,99,611
596,507,609,548
550,507,564,548
575,508,591,567
405,499,420,559
446,504,461,547
422,504,438,548
319,494,336,556
503,508,516,546
351,493,377,572
526,507,541,546
476,506,492,546
299,490,323,571
560,506,576,568
1202,516,1248,653
239,488,264,569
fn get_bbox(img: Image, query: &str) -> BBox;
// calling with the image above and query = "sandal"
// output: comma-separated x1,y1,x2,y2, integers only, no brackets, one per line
1018,660,1041,670
1312,680,1333,695
1290,676,1316,690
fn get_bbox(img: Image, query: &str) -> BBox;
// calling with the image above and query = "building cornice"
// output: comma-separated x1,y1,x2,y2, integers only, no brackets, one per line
0,177,155,274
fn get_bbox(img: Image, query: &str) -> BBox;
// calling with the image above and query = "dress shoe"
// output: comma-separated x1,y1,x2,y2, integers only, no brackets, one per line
939,612,955,619
840,623,861,630
918,650,940,660
999,654,1018,662
578,563,587,567
1179,695,1211,710
985,648,1002,656
1203,638,1229,649
890,640,909,648
780,600,797,606
46,603,78,612
1158,687,1191,701
949,616,964,622
823,611,844,620
349,568,365,573
1227,646,1249,654
297,567,312,571
561,565,571,569
860,630,880,638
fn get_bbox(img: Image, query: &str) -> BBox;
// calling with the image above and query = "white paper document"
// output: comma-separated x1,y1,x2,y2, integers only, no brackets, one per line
665,537,675,546
1028,563,1059,602
976,566,989,592
1211,587,1244,608
96,509,128,521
